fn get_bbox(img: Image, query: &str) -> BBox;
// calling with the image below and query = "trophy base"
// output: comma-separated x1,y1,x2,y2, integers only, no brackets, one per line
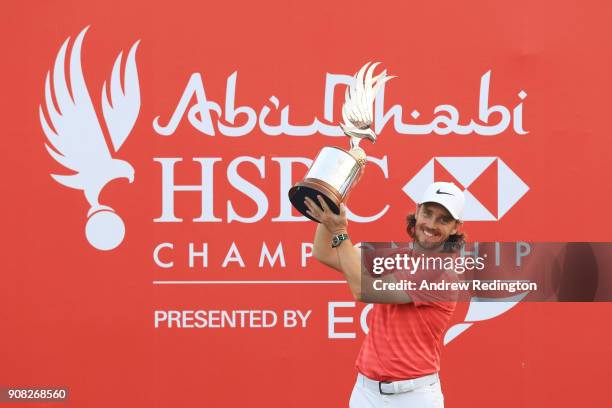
288,178,343,222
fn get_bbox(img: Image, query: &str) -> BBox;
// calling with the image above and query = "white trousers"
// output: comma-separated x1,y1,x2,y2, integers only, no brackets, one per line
349,373,444,408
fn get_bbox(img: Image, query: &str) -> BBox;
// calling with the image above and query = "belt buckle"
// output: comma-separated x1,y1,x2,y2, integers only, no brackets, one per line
379,381,394,395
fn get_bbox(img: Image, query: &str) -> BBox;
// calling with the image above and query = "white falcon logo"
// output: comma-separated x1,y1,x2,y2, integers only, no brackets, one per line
340,62,394,147
39,27,140,251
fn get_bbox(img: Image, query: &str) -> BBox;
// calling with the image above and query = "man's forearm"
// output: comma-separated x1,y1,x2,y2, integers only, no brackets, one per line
336,242,413,304
335,238,363,299
313,223,334,256
312,223,343,271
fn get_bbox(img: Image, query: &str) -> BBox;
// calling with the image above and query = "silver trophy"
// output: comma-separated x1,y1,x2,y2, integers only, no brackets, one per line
289,62,394,221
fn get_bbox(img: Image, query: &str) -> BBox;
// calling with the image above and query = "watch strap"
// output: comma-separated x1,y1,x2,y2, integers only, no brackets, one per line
331,233,349,248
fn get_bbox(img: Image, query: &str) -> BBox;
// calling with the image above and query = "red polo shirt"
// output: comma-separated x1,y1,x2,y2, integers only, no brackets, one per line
357,247,457,381
355,301,456,381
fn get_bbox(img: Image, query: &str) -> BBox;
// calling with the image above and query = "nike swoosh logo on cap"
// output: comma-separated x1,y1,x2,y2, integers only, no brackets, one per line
436,189,454,196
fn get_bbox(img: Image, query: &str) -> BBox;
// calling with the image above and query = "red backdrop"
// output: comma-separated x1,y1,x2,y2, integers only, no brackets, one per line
3,0,612,406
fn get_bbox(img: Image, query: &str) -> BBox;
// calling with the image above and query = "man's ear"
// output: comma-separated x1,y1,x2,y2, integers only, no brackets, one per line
450,220,462,236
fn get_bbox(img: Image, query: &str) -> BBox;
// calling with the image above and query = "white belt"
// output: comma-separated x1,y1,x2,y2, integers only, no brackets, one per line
358,372,439,395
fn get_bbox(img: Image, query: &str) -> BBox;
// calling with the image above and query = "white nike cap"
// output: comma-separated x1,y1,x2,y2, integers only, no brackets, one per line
419,181,466,220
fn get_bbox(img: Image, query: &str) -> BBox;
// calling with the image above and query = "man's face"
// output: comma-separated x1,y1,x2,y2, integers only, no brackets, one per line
414,202,460,250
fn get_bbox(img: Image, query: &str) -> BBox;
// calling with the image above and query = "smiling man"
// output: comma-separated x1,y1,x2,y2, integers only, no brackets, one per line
304,181,466,408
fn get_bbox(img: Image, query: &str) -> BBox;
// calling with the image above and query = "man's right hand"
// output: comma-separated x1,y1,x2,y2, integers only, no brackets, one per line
303,195,348,235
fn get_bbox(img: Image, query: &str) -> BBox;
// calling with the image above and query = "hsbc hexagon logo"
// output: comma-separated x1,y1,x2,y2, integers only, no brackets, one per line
402,157,529,221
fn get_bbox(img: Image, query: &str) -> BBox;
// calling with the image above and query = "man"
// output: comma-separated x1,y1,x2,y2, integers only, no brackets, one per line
304,181,466,408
